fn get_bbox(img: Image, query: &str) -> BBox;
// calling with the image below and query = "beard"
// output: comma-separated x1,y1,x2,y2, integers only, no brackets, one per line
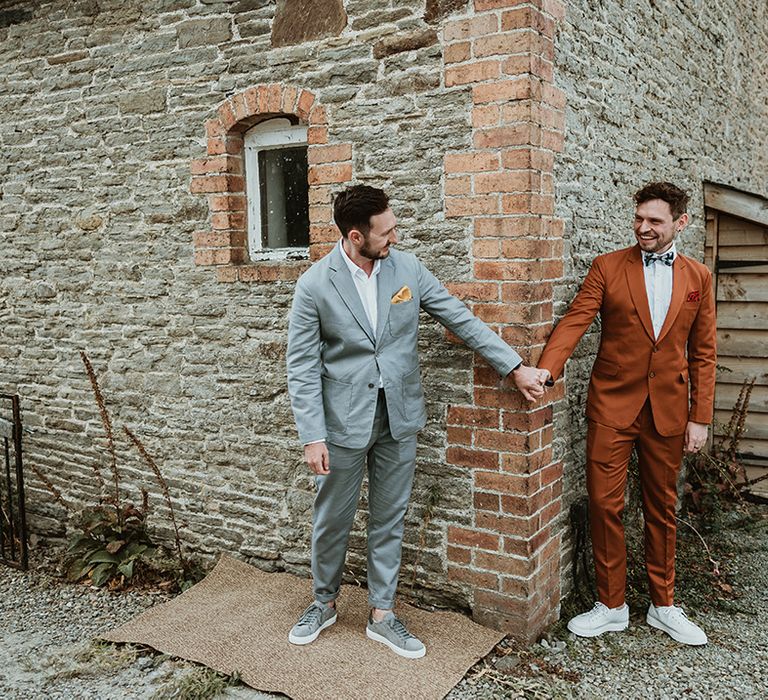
359,239,390,260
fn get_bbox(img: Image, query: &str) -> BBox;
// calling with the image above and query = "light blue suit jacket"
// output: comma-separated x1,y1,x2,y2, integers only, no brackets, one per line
287,245,522,448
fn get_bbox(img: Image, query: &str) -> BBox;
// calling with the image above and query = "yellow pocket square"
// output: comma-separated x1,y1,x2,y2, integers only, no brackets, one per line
391,285,412,304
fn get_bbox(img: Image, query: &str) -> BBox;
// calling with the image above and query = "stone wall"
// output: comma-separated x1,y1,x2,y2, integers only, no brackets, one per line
550,0,768,525
1,0,764,639
0,0,477,606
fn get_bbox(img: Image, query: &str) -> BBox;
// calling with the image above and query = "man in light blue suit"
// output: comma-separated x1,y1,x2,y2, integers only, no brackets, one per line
286,185,546,658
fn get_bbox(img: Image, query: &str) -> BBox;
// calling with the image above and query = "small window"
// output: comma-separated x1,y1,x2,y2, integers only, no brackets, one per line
244,118,310,259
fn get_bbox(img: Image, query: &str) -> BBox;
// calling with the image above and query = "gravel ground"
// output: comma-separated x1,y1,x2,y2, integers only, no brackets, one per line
1,506,766,700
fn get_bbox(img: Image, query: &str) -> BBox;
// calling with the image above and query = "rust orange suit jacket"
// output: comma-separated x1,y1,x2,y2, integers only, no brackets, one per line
538,245,717,437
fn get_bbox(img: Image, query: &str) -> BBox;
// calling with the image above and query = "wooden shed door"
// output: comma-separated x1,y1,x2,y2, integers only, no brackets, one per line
704,184,768,497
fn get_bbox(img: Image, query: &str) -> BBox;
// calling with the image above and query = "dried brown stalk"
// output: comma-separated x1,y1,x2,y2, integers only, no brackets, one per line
123,426,184,568
80,351,118,515
26,462,68,509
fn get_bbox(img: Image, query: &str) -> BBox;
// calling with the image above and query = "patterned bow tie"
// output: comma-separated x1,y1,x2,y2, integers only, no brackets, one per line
644,251,674,267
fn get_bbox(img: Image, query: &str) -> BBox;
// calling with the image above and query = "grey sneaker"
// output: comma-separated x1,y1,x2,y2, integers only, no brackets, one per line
288,601,337,645
366,612,426,659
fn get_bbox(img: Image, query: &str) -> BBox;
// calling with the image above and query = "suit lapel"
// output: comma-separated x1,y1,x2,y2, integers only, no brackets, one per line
328,246,376,344
375,255,396,346
625,245,656,342
656,254,688,344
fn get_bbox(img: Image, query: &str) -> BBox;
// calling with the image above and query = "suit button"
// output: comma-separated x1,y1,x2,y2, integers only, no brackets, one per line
649,371,655,378
653,347,659,353
368,383,375,388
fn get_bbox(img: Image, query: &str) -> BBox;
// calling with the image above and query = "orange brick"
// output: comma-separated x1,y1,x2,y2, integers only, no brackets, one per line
476,512,538,538
230,92,249,121
474,170,533,194
308,126,329,144
296,89,316,119
308,163,352,185
445,60,501,87
308,143,352,164
309,105,327,126
193,231,231,247
190,175,245,194
281,85,298,113
502,7,555,38
309,224,339,243
445,282,499,302
502,406,552,432
216,266,239,283
444,14,499,42
194,248,243,266
475,0,534,10
447,406,499,428
445,41,471,64
445,176,472,196
208,194,246,212
448,566,500,590
217,100,238,131
473,302,517,324
211,211,246,230
474,124,538,149
448,526,500,551
447,545,471,565
445,195,499,217
475,470,536,493
308,204,333,223
472,104,501,128
447,426,472,445
475,429,530,452
501,281,553,303
475,491,501,512
310,242,335,260
474,550,533,577
265,83,282,112
446,446,499,470
444,151,499,174
243,86,261,114
473,30,533,57
205,118,226,139
502,448,553,474
472,239,501,258
472,77,532,104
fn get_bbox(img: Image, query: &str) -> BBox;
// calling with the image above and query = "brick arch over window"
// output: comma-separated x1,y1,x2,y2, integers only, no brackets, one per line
190,84,353,283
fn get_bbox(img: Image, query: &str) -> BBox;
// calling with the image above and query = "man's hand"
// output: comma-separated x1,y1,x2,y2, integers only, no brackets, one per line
304,442,330,475
510,364,547,402
684,421,709,454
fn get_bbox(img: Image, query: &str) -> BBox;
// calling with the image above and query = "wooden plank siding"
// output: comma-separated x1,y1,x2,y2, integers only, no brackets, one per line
704,185,768,496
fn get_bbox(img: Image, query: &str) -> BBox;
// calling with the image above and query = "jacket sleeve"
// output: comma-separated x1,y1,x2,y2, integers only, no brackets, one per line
286,277,327,444
687,267,717,424
416,258,522,377
538,256,606,381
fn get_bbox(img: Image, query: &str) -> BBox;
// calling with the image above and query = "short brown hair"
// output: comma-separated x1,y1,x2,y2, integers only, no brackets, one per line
333,185,390,238
633,181,689,220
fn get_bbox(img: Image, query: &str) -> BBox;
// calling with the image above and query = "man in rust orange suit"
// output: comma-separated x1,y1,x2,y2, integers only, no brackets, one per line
538,182,716,646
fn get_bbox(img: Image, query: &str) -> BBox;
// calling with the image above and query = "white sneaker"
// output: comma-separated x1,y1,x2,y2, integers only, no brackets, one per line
567,602,629,637
647,604,707,646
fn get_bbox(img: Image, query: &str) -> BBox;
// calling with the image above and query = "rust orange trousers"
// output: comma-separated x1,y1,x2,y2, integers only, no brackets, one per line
586,399,684,608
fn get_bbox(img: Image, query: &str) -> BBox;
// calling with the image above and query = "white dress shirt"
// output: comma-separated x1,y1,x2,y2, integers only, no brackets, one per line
339,239,381,335
643,243,676,339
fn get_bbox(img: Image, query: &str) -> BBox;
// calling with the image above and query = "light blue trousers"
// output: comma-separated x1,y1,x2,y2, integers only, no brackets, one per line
311,392,417,609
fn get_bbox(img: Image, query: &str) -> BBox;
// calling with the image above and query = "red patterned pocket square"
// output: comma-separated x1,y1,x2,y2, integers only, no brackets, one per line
687,291,700,302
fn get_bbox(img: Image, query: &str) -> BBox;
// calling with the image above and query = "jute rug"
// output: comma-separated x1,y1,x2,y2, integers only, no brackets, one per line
101,554,503,700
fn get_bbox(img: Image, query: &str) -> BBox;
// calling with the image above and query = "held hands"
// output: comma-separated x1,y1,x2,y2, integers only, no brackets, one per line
511,365,551,402
304,442,330,475
684,421,709,454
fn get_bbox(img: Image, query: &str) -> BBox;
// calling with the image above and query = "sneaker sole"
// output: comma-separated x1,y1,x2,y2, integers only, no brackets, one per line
567,619,628,638
366,627,426,659
646,613,707,646
288,613,337,645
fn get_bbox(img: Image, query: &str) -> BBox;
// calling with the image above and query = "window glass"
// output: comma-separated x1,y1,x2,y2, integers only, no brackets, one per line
258,146,309,249
244,118,309,258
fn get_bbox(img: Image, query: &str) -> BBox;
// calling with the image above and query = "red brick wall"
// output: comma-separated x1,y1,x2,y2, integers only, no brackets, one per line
441,0,567,642
190,83,353,283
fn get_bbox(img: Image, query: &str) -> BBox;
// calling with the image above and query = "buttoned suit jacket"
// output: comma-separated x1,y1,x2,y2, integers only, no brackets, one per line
538,245,716,436
287,245,522,448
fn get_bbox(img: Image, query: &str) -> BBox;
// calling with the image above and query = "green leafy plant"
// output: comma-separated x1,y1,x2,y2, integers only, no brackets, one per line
65,501,156,587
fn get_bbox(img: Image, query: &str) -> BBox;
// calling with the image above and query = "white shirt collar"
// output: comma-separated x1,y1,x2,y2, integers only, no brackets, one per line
339,239,381,279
